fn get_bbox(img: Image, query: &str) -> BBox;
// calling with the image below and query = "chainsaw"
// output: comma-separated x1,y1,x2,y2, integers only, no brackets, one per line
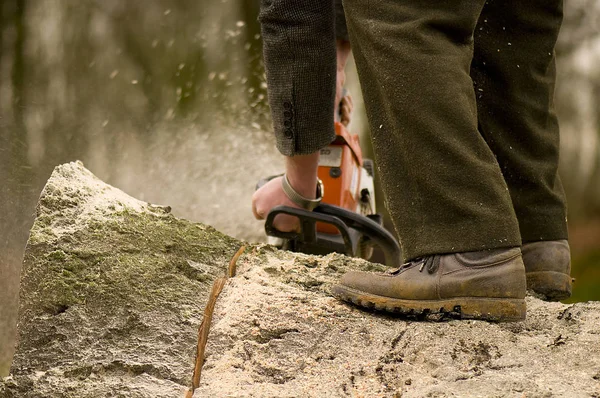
257,121,401,267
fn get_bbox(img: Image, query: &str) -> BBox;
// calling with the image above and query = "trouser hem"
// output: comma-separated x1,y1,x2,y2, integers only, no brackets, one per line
399,219,522,262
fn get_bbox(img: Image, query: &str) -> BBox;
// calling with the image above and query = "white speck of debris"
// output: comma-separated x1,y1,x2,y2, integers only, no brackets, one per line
236,21,245,28
102,120,109,127
178,63,185,70
379,124,383,129
110,70,119,79
164,9,171,16
517,64,520,68
131,80,138,85
260,82,268,90
508,42,512,46
208,72,216,81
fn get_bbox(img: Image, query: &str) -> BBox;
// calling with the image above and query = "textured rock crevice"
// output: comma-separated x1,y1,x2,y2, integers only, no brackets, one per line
2,162,240,397
2,162,600,398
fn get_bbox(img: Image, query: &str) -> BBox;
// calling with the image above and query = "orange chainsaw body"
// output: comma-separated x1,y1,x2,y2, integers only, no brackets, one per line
317,122,364,235
260,120,400,266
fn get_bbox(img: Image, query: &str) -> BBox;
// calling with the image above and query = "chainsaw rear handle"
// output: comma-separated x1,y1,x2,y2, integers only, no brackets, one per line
265,204,401,267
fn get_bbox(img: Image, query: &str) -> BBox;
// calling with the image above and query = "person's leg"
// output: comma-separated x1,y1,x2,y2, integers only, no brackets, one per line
343,0,521,260
471,0,567,244
471,0,571,299
333,0,527,321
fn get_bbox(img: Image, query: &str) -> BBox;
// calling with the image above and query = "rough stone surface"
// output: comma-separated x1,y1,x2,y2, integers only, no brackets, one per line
2,162,600,397
1,162,240,397
196,251,600,397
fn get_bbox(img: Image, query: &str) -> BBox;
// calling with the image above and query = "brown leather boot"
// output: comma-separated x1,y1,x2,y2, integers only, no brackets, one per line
522,240,572,301
332,247,526,322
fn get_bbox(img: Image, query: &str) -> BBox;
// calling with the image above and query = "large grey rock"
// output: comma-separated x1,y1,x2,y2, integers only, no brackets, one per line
2,162,600,397
2,162,240,397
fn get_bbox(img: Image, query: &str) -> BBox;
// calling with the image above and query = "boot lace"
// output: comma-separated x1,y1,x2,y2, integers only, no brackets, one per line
388,255,440,275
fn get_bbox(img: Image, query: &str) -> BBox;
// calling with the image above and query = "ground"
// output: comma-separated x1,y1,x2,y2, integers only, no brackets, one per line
1,162,599,398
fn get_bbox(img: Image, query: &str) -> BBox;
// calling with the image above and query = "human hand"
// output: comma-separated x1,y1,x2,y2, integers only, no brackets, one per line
339,93,353,127
252,153,320,233
252,176,302,233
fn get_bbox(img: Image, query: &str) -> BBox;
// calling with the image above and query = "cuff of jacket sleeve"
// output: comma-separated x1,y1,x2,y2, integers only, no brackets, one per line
275,126,336,156
335,0,349,41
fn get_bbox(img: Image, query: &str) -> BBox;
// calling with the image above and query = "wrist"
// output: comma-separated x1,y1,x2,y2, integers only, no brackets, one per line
336,39,352,71
282,174,323,211
285,152,320,199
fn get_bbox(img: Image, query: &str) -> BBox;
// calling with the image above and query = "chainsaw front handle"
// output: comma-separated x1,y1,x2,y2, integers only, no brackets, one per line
265,204,401,267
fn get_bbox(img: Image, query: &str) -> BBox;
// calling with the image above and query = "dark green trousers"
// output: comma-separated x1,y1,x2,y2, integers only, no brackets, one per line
343,0,568,260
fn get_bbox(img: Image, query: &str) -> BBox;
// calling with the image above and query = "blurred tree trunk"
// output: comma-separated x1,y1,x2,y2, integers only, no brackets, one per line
0,0,30,378
173,50,207,118
12,0,25,136
11,0,34,210
116,12,162,123
0,2,4,78
5,0,29,198
240,0,264,106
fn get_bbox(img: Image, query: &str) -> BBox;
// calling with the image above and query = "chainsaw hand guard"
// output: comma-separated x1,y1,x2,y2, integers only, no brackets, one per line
265,204,401,267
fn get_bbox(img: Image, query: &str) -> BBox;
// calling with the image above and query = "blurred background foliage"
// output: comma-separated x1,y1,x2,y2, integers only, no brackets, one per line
1,0,599,375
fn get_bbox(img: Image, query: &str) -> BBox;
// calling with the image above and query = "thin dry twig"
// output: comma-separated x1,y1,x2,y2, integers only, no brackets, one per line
187,277,226,395
228,244,246,277
186,244,246,396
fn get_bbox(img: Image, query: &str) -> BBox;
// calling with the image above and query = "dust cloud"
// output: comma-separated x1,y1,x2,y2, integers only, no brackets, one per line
87,123,283,242
0,121,284,376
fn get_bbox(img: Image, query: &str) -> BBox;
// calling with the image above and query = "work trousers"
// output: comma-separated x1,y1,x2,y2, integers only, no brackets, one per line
343,0,568,260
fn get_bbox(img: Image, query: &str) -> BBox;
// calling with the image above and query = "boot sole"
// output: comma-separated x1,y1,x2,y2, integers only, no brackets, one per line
526,271,572,301
332,285,526,322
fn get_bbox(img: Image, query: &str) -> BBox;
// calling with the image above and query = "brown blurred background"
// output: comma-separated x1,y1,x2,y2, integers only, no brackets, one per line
1,0,599,377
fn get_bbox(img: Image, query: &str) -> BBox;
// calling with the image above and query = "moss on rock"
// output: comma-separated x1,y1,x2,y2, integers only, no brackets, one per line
5,162,242,397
